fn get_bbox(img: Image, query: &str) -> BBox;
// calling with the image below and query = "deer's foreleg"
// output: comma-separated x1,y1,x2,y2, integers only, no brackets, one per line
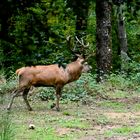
55,86,62,111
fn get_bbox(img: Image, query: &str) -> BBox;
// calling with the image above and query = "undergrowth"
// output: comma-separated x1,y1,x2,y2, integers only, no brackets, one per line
0,69,140,102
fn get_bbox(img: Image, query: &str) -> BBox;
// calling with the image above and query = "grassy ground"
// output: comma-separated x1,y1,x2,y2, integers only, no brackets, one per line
1,73,140,140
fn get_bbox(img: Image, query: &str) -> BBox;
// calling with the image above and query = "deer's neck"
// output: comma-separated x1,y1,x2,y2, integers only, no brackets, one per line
65,62,83,83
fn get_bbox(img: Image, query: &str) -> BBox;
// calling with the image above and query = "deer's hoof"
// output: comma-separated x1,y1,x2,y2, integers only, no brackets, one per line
7,106,11,111
28,108,33,111
50,103,56,109
56,107,60,112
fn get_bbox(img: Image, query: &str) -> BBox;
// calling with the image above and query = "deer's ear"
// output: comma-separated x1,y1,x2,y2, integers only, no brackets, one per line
77,57,85,64
76,54,85,59
75,54,81,58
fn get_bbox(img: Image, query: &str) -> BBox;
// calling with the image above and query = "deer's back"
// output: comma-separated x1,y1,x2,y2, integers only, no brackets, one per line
17,65,68,87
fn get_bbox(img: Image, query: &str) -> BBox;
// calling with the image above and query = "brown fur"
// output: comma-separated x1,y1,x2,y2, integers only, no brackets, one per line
7,57,91,111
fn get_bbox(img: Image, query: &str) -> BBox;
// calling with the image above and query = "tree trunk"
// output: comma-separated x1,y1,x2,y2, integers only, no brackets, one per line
117,5,130,72
96,0,112,82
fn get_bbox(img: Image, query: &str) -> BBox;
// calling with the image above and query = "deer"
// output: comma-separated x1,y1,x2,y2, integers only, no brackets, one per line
7,36,92,111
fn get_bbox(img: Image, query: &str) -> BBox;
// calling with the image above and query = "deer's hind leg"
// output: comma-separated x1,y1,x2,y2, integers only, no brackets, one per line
7,87,25,111
22,87,32,111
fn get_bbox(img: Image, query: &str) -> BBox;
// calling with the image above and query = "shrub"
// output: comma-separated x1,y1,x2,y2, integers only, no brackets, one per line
0,72,17,95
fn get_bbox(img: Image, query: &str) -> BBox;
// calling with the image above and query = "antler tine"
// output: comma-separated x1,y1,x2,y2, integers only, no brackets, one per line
66,35,77,55
75,36,89,48
75,36,82,45
81,37,84,45
85,51,95,61
86,42,89,47
66,35,71,42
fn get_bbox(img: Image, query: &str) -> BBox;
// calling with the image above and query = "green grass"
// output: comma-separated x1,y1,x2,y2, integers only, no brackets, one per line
99,101,127,112
14,126,76,140
93,114,110,125
60,118,89,129
5,104,90,140
1,73,140,139
0,112,15,140
132,103,140,111
105,125,140,138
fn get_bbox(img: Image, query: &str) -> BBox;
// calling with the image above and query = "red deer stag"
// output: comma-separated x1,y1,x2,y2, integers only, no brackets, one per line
7,37,91,111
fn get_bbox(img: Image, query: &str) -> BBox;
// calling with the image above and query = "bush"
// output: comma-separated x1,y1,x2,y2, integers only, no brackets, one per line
38,88,55,101
37,73,96,102
0,72,17,95
29,71,140,102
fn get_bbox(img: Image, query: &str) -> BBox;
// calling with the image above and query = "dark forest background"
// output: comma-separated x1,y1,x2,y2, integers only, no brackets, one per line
0,0,140,80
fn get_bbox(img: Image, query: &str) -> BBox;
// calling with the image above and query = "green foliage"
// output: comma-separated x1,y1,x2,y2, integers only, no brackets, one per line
0,44,4,68
127,14,140,63
38,88,55,101
108,74,132,90
0,0,140,77
0,73,17,96
0,0,96,76
1,0,77,75
0,112,15,140
111,3,140,72
1,67,140,104
29,68,140,103
37,73,95,102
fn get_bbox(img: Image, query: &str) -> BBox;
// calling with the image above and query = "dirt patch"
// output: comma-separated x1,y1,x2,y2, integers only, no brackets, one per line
104,112,134,119
55,127,71,136
78,136,96,140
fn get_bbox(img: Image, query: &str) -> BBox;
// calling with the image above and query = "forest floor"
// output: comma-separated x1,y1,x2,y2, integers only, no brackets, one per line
1,91,140,140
